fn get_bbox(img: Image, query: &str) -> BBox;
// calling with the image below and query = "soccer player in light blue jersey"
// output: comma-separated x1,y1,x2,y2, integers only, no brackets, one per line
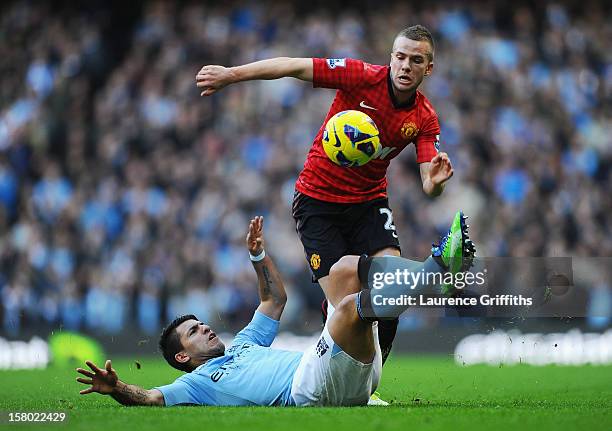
75,212,474,407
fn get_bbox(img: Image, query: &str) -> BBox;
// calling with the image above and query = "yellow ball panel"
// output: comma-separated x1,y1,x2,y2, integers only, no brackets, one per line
321,110,381,167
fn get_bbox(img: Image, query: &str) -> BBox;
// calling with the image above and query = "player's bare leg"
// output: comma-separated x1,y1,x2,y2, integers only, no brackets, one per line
316,275,335,309
323,254,388,403
325,255,375,363
326,293,375,363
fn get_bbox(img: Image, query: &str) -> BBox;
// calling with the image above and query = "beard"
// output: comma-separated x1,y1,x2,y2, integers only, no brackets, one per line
189,340,226,369
203,340,226,360
210,343,225,357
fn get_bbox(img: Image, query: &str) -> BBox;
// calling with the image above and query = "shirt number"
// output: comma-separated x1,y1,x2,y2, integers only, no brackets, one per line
379,208,398,239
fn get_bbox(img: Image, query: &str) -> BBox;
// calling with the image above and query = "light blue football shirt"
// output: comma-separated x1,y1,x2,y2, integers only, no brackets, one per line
155,311,303,406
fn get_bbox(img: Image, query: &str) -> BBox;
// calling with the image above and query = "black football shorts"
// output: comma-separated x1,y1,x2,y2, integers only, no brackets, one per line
292,192,401,281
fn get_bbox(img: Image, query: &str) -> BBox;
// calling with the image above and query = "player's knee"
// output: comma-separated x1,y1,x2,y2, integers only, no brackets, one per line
329,255,360,293
329,255,359,281
336,293,360,320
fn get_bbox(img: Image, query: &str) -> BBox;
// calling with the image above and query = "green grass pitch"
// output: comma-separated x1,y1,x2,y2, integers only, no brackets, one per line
0,355,610,431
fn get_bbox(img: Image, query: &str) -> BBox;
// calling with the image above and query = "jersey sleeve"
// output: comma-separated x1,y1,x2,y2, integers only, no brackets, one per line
415,114,441,163
231,310,280,347
312,58,369,90
154,377,200,406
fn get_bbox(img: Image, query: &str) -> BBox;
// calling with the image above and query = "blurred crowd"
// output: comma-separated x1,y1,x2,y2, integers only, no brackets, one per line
0,0,610,336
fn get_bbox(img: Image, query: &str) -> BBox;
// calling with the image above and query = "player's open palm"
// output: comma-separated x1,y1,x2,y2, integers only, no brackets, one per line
76,360,118,395
428,152,454,185
246,216,265,255
196,65,234,96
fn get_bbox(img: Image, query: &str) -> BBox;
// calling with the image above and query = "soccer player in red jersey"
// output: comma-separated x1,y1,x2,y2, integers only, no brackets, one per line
196,25,453,376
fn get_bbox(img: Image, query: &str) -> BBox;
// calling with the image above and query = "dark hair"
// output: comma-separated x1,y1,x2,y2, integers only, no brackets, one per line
159,314,198,372
395,25,435,61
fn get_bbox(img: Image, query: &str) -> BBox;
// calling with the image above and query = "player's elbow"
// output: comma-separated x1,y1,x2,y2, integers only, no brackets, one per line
259,297,286,321
276,291,288,307
148,389,165,406
286,58,313,81
264,290,288,309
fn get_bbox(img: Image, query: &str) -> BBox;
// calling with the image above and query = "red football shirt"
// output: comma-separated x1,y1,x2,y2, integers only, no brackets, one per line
295,58,440,203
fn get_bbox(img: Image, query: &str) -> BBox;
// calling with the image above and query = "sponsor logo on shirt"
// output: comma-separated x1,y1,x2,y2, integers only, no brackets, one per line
210,344,252,382
316,337,329,357
373,146,397,160
211,369,225,382
326,58,346,69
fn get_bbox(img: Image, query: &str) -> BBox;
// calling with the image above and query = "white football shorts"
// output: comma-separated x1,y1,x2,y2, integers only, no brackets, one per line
290,321,382,407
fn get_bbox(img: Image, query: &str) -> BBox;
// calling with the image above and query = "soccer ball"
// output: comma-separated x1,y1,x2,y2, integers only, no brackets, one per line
321,110,381,167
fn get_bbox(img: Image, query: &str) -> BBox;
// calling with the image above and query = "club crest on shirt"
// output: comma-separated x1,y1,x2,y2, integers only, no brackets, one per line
401,121,419,140
310,253,321,270
326,58,346,69
316,337,329,357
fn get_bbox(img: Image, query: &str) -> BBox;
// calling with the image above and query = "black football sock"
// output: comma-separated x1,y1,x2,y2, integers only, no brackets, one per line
377,318,399,365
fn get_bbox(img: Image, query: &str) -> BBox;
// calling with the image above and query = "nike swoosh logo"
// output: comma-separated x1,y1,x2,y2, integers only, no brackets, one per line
359,101,377,111
332,124,342,147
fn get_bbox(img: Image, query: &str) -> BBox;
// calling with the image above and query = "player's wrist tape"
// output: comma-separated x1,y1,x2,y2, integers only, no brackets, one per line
249,249,266,262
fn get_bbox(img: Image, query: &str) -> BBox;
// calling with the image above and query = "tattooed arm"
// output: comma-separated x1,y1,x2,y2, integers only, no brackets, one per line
246,216,288,321
110,381,164,406
77,360,165,406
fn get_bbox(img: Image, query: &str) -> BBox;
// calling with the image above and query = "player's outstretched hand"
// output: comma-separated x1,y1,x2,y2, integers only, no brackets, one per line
76,360,119,395
196,65,235,96
246,216,265,256
428,152,454,185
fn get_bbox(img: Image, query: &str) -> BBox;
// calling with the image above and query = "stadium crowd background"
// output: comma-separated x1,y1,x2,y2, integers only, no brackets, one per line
0,0,610,337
